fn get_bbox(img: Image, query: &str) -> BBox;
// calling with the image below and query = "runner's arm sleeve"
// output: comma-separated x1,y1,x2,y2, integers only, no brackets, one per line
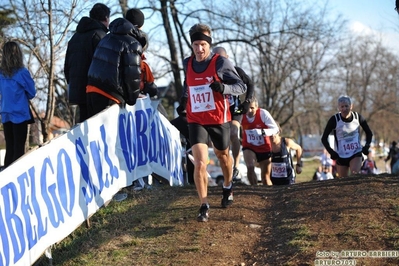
215,57,246,96
321,116,336,155
235,66,254,101
260,109,279,136
176,59,189,115
358,114,373,146
180,58,189,99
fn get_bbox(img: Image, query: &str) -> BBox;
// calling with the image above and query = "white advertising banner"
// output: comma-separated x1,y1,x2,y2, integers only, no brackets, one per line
0,97,183,266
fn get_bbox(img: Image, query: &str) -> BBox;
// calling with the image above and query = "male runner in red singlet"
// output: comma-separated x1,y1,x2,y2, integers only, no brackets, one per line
177,23,246,222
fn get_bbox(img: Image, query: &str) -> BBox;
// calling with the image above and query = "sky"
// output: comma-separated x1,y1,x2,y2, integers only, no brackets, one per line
137,0,399,86
112,1,399,53
329,0,399,53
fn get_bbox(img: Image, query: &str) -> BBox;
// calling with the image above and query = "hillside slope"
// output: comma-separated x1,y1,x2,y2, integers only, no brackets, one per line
36,174,399,266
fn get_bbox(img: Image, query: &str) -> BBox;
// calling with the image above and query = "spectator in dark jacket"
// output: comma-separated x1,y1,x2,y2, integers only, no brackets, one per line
124,8,158,98
385,141,399,173
86,17,143,117
64,3,110,123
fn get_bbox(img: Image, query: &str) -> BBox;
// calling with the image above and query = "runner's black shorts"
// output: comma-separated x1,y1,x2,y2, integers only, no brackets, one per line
242,147,272,162
188,122,230,150
336,152,363,167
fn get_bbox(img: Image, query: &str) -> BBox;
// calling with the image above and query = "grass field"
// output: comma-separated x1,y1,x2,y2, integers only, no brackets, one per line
34,168,399,265
296,157,319,183
296,155,388,183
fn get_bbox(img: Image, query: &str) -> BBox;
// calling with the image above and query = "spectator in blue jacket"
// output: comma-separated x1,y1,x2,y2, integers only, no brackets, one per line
0,41,36,168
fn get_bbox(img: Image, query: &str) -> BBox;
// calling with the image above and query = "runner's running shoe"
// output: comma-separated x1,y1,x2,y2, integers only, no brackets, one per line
197,203,209,222
232,167,241,182
221,187,233,208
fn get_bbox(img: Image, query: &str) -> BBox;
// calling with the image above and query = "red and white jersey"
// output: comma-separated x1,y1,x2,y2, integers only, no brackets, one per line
186,54,231,125
241,108,278,153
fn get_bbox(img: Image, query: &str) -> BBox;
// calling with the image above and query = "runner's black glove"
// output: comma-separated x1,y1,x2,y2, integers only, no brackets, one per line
330,150,339,160
238,100,250,114
209,81,224,94
176,97,187,116
362,145,370,155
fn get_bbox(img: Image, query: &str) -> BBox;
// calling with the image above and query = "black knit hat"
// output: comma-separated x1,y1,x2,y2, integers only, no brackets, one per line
89,3,110,21
125,8,145,28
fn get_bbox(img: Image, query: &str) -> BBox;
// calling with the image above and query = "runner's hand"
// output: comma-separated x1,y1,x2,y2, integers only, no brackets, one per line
362,145,370,155
209,81,224,94
176,97,187,116
238,100,250,114
330,151,339,160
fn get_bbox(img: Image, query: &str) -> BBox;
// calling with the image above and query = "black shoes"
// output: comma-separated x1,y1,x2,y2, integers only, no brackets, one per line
196,185,233,222
232,167,241,182
197,203,209,222
221,186,233,208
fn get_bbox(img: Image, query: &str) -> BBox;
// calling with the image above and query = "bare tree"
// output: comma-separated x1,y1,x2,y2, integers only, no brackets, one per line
4,0,398,146
126,0,348,138
192,0,346,139
0,8,16,40
3,0,120,143
3,0,81,142
332,34,399,143
120,0,194,118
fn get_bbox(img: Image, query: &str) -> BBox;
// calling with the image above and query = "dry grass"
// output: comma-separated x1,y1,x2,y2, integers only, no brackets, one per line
33,163,399,266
